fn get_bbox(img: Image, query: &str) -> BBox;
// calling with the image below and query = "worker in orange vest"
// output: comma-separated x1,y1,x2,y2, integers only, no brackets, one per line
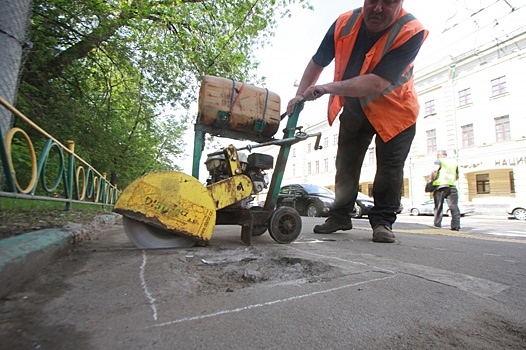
287,0,428,243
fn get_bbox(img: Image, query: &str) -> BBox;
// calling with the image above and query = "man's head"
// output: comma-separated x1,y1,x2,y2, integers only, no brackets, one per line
363,0,404,34
437,150,447,158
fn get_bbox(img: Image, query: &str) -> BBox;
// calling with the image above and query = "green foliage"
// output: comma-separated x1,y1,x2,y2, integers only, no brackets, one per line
15,0,312,188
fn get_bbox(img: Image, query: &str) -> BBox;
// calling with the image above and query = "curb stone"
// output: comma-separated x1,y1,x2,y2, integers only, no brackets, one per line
0,213,120,299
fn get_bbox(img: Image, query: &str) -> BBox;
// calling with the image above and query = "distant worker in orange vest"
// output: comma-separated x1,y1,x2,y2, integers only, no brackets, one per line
287,0,428,243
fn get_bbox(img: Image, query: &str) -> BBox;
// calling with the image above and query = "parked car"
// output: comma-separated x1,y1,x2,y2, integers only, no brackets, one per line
409,199,475,216
276,185,401,218
507,203,526,220
277,184,335,217
351,192,404,218
351,192,374,218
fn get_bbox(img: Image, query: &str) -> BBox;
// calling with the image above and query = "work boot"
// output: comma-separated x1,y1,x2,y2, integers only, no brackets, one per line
313,217,352,234
372,225,395,243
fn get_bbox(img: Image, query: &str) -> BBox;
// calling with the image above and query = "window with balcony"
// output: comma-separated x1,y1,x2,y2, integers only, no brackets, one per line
458,88,472,107
495,115,510,142
461,124,474,148
491,76,507,97
324,158,329,173
324,137,329,149
425,100,436,116
476,174,490,194
426,129,437,153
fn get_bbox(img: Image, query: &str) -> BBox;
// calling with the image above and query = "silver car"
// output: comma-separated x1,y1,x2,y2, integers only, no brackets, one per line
507,203,526,220
410,199,475,216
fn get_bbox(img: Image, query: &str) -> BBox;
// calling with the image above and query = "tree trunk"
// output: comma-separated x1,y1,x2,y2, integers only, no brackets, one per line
0,0,31,187
0,0,32,140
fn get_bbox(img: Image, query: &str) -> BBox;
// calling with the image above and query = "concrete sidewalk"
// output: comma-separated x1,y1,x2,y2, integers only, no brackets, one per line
0,213,519,299
0,213,120,298
1,215,525,349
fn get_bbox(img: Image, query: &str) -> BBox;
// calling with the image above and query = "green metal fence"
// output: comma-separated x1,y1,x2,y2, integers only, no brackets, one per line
0,96,120,209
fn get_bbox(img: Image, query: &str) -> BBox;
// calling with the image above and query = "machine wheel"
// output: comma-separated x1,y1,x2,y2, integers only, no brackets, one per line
268,206,302,244
410,208,420,216
122,217,196,248
350,204,362,218
251,225,268,236
513,208,526,220
306,203,320,217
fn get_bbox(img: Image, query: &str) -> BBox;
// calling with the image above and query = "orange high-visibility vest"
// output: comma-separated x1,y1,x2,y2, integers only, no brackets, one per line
328,7,428,142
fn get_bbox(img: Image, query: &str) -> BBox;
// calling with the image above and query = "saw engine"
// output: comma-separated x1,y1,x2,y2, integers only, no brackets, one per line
205,152,273,208
114,75,323,249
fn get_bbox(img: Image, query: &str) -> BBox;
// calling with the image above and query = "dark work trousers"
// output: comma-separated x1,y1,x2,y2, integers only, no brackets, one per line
330,111,416,228
433,186,460,229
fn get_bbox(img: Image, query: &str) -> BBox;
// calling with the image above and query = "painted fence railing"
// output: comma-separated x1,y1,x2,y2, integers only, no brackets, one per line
0,96,120,209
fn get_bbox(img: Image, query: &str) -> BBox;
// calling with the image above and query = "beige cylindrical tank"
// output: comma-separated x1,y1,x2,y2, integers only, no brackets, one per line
197,75,281,141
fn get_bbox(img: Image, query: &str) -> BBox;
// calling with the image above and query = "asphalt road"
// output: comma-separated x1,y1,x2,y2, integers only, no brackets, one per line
1,214,526,349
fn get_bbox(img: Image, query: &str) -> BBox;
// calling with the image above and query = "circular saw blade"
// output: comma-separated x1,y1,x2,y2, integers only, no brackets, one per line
122,217,196,249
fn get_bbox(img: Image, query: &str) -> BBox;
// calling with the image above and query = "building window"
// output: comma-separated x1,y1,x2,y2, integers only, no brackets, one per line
458,88,472,107
292,148,296,157
491,76,507,97
323,137,329,149
495,115,510,142
510,171,515,193
368,147,375,165
315,160,319,174
292,164,296,177
461,124,474,148
425,100,436,116
476,174,490,194
333,134,338,145
307,162,311,175
333,156,336,171
426,129,437,153
324,158,329,173
307,143,311,153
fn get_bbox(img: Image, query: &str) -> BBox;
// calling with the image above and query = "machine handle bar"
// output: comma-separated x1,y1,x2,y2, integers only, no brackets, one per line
206,131,322,157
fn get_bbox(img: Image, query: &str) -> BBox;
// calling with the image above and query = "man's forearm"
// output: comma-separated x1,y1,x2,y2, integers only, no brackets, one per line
322,74,391,97
295,59,324,96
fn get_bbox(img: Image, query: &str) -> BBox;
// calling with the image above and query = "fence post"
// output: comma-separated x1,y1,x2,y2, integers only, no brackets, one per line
66,140,75,211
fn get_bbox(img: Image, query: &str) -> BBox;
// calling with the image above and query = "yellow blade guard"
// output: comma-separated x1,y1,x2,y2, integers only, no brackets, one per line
114,171,253,244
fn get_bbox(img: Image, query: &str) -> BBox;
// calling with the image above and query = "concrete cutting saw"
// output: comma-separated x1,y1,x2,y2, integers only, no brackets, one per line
113,75,322,248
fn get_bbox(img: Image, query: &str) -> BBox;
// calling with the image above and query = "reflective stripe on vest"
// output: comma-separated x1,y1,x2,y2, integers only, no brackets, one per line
341,8,361,37
360,13,416,107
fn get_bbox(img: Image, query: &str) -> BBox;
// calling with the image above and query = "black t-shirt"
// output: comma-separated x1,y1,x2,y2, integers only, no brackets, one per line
312,19,424,119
